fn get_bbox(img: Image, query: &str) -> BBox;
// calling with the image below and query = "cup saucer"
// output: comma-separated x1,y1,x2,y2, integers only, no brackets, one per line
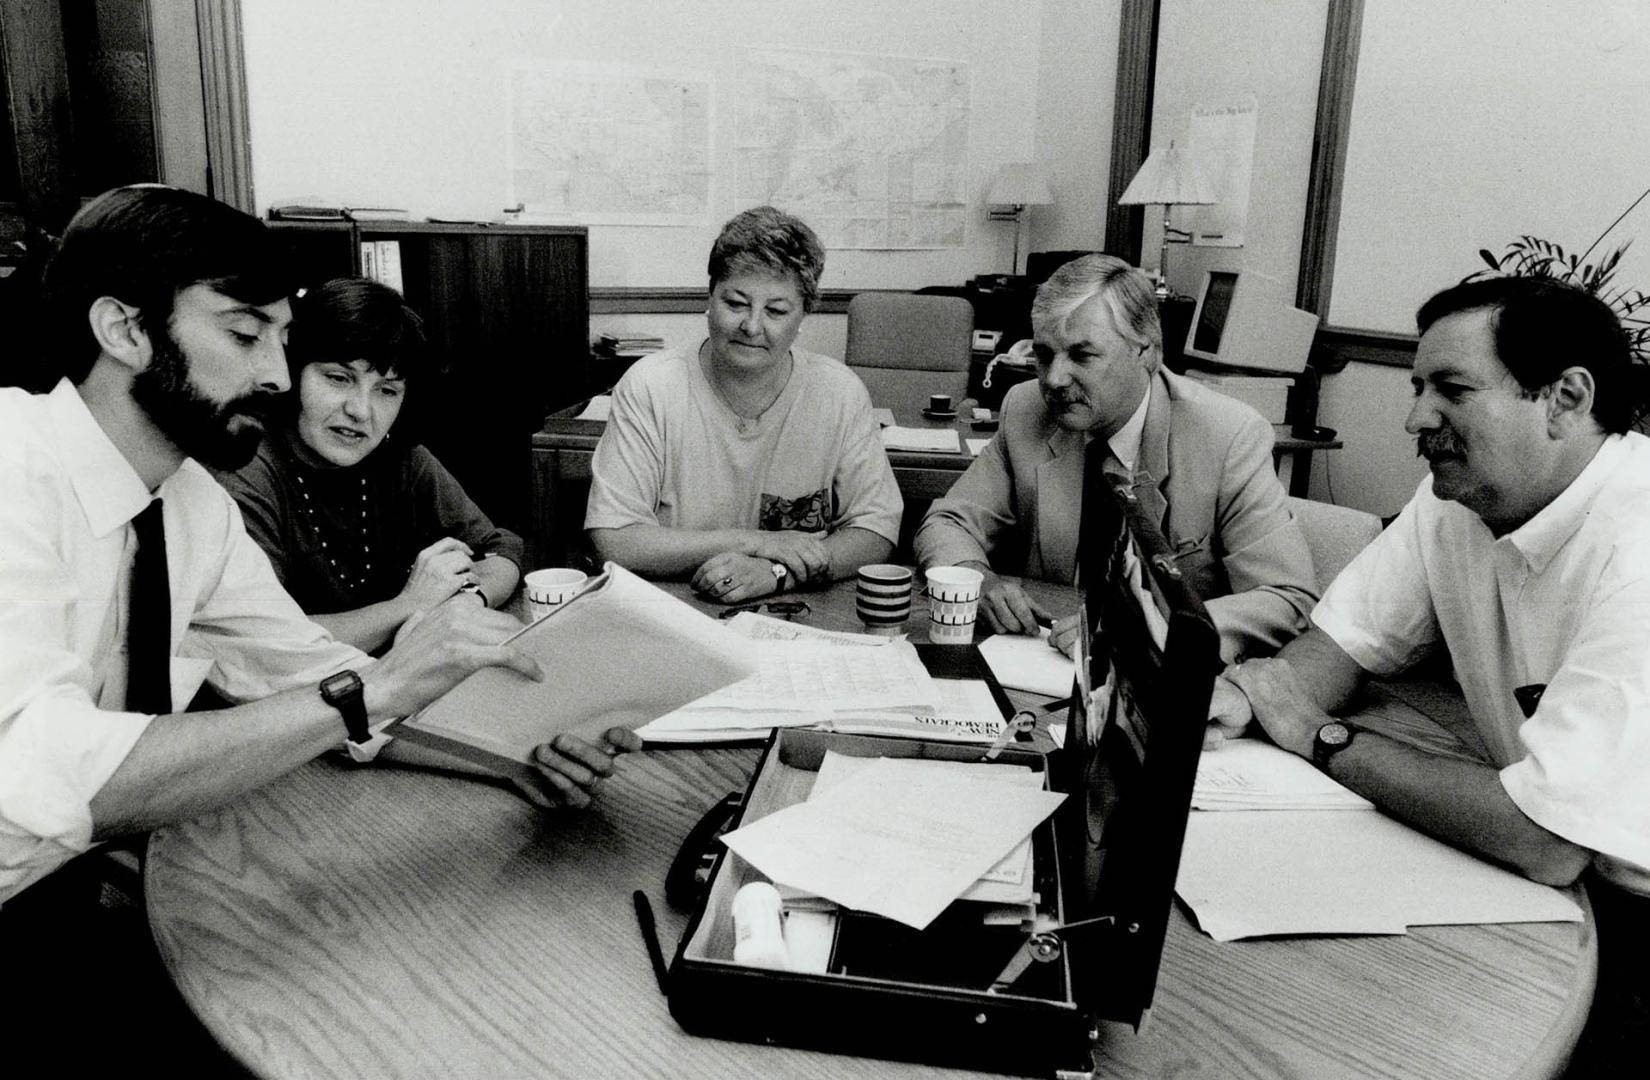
922,408,959,421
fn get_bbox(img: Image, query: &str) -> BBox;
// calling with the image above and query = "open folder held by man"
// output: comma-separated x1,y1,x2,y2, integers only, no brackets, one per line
394,565,757,780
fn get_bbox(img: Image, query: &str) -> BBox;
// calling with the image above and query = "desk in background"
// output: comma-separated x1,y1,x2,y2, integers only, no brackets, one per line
148,577,1590,1080
530,402,1339,566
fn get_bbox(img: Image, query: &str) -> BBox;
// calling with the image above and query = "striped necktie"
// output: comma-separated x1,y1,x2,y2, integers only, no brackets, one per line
126,498,171,715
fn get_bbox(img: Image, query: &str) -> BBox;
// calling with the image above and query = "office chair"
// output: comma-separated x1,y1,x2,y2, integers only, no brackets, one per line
1286,495,1383,592
844,292,973,417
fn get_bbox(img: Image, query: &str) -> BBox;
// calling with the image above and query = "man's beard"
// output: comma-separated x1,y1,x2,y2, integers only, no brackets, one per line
131,327,271,470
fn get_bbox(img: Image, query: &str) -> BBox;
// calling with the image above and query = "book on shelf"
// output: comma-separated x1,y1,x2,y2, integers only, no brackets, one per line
360,240,403,293
344,206,412,222
266,199,411,223
269,199,347,221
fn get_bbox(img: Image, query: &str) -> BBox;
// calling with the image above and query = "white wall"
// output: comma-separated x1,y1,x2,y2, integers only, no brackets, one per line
241,0,1116,294
1315,360,1427,516
1028,0,1120,256
1331,0,1650,334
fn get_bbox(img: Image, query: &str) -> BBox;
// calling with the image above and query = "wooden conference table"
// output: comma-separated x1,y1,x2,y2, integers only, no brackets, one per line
147,578,1591,1080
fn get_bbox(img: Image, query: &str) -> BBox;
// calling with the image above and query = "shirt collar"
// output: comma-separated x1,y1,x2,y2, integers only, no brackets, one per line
1503,434,1626,572
47,378,153,539
1106,389,1151,473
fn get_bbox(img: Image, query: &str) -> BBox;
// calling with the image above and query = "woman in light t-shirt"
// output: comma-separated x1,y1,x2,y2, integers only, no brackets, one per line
585,206,901,604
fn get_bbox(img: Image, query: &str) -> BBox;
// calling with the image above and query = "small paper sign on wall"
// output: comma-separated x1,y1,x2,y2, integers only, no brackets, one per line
1189,96,1257,248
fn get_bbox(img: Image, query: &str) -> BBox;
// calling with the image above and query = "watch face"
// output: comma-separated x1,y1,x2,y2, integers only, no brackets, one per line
1318,722,1351,748
321,670,362,702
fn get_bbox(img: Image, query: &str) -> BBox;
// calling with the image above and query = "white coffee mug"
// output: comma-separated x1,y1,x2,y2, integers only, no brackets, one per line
524,567,588,620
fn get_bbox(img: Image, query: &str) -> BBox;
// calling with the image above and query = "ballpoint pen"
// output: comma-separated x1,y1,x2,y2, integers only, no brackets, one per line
632,889,671,995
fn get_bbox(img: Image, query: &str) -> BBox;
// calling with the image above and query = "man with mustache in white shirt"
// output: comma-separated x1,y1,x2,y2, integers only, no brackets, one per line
1215,275,1650,1076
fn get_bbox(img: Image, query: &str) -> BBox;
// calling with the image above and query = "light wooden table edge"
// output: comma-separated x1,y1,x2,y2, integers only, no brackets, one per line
1511,884,1597,1080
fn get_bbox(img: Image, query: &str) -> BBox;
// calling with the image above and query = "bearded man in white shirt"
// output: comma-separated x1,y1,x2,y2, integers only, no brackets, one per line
0,186,638,1067
1215,275,1650,1076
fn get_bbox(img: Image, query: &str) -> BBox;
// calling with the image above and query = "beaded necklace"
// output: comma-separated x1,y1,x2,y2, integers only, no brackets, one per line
292,471,375,595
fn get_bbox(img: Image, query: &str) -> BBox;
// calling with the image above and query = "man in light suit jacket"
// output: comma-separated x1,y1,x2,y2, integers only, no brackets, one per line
913,254,1317,663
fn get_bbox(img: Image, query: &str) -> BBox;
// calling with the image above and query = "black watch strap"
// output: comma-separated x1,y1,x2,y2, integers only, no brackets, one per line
320,669,370,744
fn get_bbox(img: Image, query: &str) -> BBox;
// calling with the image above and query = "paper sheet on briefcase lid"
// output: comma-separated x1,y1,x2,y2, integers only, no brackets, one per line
391,564,756,779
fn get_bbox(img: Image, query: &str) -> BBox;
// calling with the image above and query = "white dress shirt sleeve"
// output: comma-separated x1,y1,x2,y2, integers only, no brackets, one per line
0,500,151,902
1309,486,1443,676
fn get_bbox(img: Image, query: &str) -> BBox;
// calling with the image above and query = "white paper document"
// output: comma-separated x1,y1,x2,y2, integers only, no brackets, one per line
965,437,992,456
1193,739,1373,811
640,638,937,737
573,394,612,421
722,611,897,647
881,426,961,453
809,752,1041,903
722,757,1066,928
393,565,755,778
977,628,1074,698
1175,809,1583,941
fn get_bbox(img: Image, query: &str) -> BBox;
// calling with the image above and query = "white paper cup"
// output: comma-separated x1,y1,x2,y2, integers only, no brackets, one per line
924,566,983,636
856,564,914,631
524,567,587,620
929,620,976,645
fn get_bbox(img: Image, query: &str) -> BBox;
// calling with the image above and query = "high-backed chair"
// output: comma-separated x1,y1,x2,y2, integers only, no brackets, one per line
845,292,973,417
1286,495,1383,593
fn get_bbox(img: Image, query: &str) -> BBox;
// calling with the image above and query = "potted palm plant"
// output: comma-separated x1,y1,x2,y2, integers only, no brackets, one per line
1473,184,1649,362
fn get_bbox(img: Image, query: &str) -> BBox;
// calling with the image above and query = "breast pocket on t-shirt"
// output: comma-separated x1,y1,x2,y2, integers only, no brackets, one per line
760,488,831,532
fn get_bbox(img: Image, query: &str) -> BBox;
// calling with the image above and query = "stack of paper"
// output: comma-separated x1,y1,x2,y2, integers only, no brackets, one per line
1176,809,1583,941
573,395,612,421
808,753,1043,908
637,615,1008,744
722,755,1066,929
1176,738,1582,940
595,332,665,360
881,426,961,453
1192,738,1372,810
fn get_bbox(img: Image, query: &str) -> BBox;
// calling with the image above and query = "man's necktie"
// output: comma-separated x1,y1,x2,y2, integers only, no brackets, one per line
126,498,171,715
1099,451,1134,495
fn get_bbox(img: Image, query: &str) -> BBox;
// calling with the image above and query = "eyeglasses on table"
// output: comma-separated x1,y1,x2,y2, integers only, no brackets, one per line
717,600,811,620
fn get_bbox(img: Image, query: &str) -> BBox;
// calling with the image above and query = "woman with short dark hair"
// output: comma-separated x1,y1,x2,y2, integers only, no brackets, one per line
221,277,522,653
586,206,901,603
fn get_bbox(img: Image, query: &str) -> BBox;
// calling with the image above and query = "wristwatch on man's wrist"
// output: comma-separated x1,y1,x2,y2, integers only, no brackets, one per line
769,562,789,593
320,668,392,764
1311,720,1357,771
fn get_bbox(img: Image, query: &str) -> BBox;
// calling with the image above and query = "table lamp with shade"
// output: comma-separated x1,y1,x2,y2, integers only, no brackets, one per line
986,163,1054,277
1115,140,1216,300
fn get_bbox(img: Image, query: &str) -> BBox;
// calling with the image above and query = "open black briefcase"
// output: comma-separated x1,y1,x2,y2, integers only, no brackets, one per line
667,440,1221,1078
